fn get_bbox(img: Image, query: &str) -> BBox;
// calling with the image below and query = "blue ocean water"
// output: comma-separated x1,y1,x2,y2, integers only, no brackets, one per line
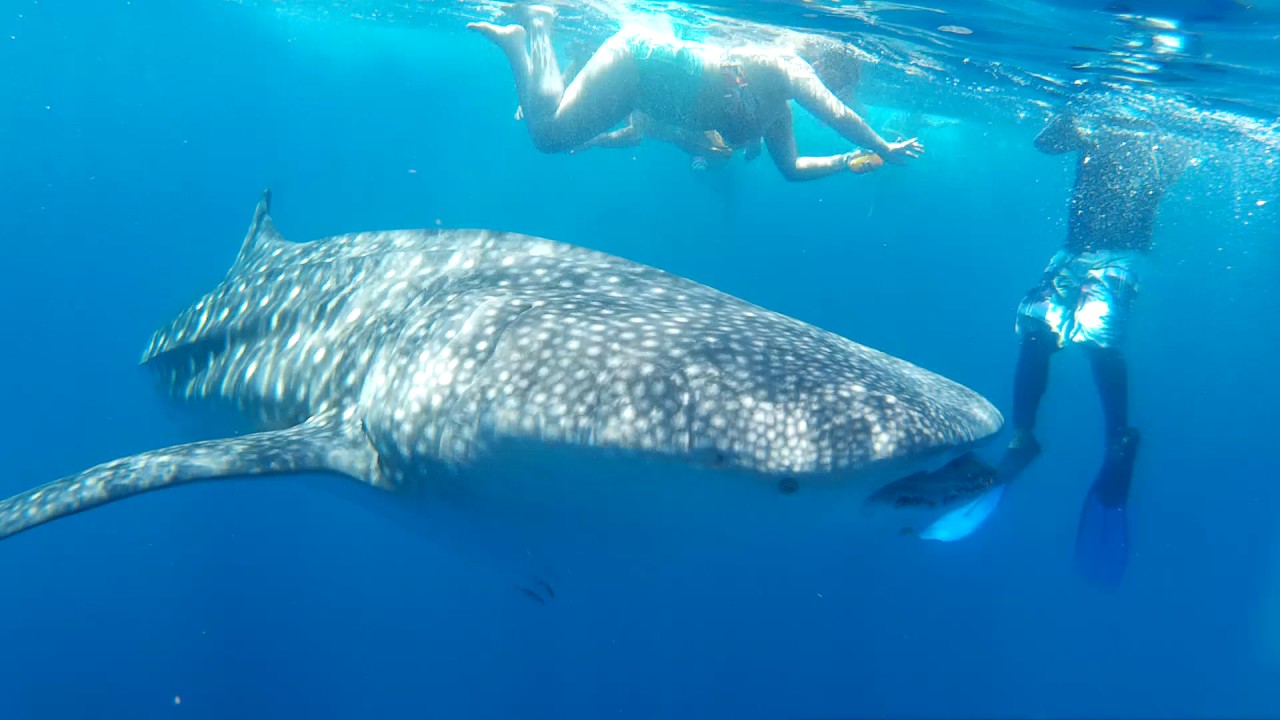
1,0,1277,717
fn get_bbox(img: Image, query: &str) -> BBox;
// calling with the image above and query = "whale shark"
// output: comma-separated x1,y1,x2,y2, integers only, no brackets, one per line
0,191,1002,594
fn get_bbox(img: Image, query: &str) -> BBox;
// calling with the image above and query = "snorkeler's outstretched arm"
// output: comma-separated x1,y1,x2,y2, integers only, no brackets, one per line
784,58,923,164
762,108,871,181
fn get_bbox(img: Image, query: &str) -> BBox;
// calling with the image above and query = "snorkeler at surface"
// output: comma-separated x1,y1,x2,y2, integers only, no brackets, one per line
468,6,922,181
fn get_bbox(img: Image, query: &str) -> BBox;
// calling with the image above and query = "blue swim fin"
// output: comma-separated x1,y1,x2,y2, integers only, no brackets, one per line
1074,428,1140,589
1074,489,1128,588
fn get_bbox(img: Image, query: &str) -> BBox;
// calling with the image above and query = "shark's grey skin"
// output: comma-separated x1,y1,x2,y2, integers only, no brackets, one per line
0,191,1002,577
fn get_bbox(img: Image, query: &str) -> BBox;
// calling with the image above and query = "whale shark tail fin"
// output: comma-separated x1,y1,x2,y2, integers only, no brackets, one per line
0,412,385,542
230,188,290,274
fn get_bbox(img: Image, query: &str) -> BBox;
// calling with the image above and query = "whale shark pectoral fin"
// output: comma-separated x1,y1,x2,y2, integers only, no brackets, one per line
864,451,998,512
0,412,386,542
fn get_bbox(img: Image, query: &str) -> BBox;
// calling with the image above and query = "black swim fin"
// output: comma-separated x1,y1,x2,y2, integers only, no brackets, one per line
1074,427,1140,589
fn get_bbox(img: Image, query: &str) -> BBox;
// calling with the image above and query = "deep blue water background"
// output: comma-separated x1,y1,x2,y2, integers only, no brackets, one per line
2,1,1278,718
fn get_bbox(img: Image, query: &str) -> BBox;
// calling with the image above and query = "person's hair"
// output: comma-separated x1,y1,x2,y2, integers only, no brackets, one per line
795,36,862,97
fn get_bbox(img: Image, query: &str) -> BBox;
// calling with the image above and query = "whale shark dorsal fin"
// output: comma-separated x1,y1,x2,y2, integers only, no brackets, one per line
0,412,388,541
232,188,289,272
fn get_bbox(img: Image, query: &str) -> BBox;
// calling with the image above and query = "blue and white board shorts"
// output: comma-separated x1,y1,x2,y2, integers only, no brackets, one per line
1015,249,1145,350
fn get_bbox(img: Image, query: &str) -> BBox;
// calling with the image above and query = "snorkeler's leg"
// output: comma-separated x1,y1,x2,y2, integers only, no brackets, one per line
1073,259,1141,588
998,257,1075,483
469,6,569,119
524,33,639,153
1083,344,1140,508
1076,260,1138,444
1012,331,1053,434
1087,345,1130,440
468,22,535,104
470,17,636,153
523,5,566,115
996,329,1053,482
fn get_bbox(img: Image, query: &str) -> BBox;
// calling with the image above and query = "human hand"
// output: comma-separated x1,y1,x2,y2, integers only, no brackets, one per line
881,137,924,164
704,130,733,158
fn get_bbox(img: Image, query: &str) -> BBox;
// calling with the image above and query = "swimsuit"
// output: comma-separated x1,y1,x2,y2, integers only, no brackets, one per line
618,30,760,145
1015,249,1144,350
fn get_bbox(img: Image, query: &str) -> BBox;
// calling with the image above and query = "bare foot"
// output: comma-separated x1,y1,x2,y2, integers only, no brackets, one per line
466,21,527,53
